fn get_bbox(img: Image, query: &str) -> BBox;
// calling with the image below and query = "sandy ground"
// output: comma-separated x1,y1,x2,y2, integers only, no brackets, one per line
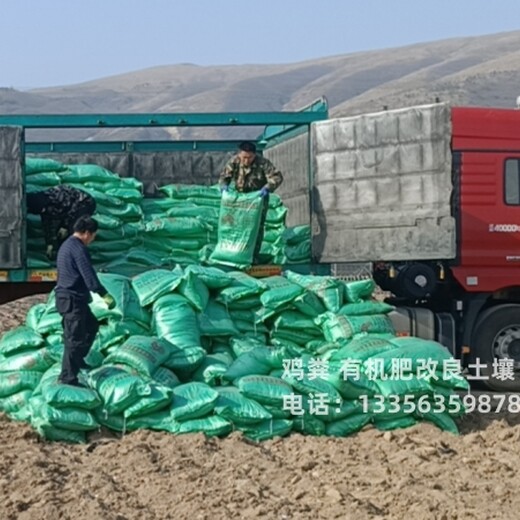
1,295,520,520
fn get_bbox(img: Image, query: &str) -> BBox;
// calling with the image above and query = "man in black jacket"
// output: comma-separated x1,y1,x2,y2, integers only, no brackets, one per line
27,185,96,260
55,216,114,386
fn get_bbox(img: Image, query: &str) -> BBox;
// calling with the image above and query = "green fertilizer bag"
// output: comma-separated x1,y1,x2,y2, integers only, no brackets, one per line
170,382,219,421
209,191,264,269
168,416,233,437
0,326,44,356
88,365,151,414
42,382,102,410
131,268,183,307
214,386,272,425
104,335,174,376
0,371,43,398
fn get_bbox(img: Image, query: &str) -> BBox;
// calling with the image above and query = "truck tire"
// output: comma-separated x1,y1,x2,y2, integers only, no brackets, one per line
470,304,520,391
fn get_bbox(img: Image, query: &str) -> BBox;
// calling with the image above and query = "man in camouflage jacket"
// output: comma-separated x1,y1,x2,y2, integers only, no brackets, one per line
219,141,283,194
27,185,96,260
219,141,284,262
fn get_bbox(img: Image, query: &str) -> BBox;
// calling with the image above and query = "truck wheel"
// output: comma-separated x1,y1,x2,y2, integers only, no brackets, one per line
470,304,520,391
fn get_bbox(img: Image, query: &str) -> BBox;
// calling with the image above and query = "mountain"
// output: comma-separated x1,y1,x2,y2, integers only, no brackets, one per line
2,30,520,141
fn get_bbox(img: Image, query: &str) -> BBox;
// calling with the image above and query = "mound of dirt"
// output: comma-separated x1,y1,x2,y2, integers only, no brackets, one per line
1,295,519,520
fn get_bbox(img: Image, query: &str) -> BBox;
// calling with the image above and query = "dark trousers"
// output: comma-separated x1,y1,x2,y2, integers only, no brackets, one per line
56,293,99,385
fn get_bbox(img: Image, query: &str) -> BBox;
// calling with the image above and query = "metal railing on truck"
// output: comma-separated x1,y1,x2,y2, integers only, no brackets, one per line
0,99,329,295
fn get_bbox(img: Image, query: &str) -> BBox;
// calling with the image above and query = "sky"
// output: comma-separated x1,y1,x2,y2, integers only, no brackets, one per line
1,0,520,89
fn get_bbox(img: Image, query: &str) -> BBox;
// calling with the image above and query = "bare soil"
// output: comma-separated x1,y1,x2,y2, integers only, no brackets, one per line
1,295,519,520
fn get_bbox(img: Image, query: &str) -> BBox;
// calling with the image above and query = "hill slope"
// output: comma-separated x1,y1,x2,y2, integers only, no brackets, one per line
2,30,519,140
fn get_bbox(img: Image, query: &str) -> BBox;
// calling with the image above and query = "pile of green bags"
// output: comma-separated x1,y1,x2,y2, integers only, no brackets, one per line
0,266,468,443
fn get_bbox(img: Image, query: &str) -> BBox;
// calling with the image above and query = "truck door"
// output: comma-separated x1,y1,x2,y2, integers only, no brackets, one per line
457,152,520,291
0,126,24,269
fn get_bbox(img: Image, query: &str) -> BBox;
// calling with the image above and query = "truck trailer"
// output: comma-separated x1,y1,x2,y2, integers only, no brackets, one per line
1,99,520,391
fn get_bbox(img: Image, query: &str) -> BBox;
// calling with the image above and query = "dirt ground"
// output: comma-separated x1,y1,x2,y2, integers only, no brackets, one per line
1,295,520,520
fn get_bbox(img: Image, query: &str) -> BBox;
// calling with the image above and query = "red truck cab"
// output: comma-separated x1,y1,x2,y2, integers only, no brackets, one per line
373,105,520,391
452,106,520,294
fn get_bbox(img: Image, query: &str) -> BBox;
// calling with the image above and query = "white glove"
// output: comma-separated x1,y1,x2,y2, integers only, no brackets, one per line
102,293,116,310
46,245,54,259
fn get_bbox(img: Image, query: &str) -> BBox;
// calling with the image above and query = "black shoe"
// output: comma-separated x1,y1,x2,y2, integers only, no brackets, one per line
59,379,86,388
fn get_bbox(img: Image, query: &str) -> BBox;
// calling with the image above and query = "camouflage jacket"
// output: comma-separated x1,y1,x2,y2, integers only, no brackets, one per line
219,155,283,193
40,186,96,249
